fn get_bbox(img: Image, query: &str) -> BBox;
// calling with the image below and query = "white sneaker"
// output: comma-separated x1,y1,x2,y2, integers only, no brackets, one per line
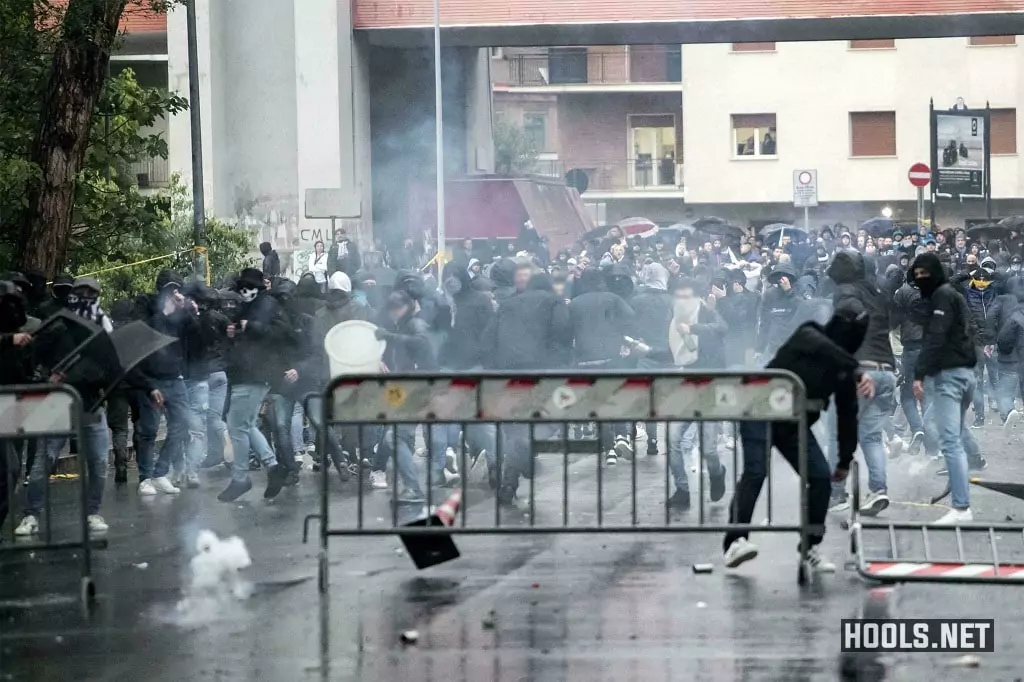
442,469,462,487
859,491,890,517
804,547,836,573
138,479,157,496
1004,410,1021,431
908,431,925,456
613,437,633,461
150,476,181,495
445,446,459,473
87,515,109,533
933,508,973,525
886,438,904,460
369,470,388,490
828,498,851,513
294,449,306,463
605,450,618,466
723,538,759,568
14,515,39,536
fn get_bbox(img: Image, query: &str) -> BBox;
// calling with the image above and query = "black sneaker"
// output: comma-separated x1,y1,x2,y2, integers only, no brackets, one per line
667,489,691,510
972,417,985,428
114,464,128,485
264,465,286,500
709,467,727,502
217,478,252,502
497,484,517,505
283,469,300,487
646,439,659,456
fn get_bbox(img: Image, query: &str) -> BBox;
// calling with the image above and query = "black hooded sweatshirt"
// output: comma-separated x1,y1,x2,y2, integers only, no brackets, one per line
568,269,635,365
489,258,517,303
828,251,895,367
758,262,800,356
482,273,570,370
440,262,495,370
912,252,977,380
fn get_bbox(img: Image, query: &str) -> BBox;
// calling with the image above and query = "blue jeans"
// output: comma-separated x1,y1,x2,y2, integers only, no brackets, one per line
973,346,999,419
994,362,1020,420
858,370,897,495
814,404,845,499
437,423,498,473
270,393,303,472
901,348,940,454
927,368,981,510
136,377,189,481
184,378,210,475
206,371,229,462
379,425,426,500
227,383,277,483
25,410,109,517
667,421,723,494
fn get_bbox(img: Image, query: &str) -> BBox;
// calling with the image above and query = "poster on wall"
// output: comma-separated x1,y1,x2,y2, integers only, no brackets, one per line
930,107,990,199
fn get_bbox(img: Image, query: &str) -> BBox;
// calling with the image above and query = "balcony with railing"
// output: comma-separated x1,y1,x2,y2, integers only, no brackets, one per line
126,156,170,189
497,47,682,89
527,157,684,195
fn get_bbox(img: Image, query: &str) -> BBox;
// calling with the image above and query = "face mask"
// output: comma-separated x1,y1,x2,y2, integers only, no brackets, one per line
915,275,939,298
239,287,259,303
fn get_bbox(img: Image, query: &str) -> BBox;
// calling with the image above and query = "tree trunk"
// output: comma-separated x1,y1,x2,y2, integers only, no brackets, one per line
18,0,128,277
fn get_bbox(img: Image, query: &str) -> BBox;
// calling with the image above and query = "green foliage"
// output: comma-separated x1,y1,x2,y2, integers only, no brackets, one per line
0,0,189,274
492,119,540,176
75,179,257,302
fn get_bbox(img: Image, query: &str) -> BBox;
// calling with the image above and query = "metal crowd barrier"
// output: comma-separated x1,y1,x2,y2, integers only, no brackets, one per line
0,384,103,606
303,370,815,594
848,460,1024,584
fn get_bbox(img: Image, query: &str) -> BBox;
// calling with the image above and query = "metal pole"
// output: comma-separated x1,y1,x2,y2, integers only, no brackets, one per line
433,0,445,276
803,205,809,235
917,187,924,232
186,0,207,282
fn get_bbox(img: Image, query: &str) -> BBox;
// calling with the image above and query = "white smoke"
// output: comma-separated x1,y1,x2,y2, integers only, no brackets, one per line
172,530,253,625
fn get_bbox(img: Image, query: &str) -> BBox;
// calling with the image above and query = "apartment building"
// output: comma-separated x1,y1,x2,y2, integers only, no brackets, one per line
492,37,1024,230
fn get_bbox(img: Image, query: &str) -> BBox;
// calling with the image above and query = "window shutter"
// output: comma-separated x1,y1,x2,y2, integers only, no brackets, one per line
850,112,896,156
732,42,775,52
850,39,895,49
732,114,776,129
991,109,1017,154
969,35,1016,46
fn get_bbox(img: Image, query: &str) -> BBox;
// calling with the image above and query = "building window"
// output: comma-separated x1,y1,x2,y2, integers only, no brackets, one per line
850,111,897,156
991,108,1017,154
523,113,547,152
490,47,504,59
548,47,588,84
969,35,1016,46
732,114,777,157
731,42,776,52
629,114,677,187
850,39,895,49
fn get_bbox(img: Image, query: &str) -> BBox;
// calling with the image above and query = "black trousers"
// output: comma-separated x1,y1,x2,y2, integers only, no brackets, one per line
722,420,831,552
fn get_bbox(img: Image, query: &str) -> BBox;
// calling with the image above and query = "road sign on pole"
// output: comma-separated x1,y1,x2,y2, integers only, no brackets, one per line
793,170,818,208
908,162,931,188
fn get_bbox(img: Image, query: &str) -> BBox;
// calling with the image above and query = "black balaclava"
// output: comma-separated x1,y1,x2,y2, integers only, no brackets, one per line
911,252,946,299
0,282,27,334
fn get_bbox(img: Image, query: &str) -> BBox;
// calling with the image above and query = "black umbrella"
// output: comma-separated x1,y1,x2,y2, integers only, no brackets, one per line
759,223,806,245
692,216,745,239
997,216,1024,231
860,217,895,238
967,223,1011,241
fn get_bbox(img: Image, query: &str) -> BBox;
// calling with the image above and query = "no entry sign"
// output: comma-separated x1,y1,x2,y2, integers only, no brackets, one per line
908,162,931,188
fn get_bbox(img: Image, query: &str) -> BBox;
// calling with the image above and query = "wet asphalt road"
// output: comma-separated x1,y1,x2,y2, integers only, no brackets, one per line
2,423,1024,681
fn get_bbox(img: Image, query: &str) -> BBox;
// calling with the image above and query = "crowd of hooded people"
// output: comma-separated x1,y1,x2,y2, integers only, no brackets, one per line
0,216,1021,570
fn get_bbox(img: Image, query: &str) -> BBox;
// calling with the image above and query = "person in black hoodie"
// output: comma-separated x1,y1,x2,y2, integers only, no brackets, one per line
757,263,801,359
827,250,897,517
910,252,985,525
631,262,674,455
0,282,33,530
259,242,281,280
993,278,1024,427
441,260,495,371
722,307,868,574
293,273,325,318
892,270,938,458
218,268,291,502
35,274,74,321
489,258,518,304
717,269,759,367
135,269,196,497
569,268,636,465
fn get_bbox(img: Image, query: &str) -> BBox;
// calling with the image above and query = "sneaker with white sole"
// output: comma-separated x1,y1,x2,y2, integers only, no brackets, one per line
613,436,633,461
138,479,157,496
87,515,109,533
886,439,904,460
859,491,890,517
605,450,618,466
803,547,836,573
14,515,39,536
150,476,181,495
908,431,925,456
828,497,851,513
445,446,459,474
723,538,759,568
1003,410,1021,431
933,508,973,525
369,470,388,490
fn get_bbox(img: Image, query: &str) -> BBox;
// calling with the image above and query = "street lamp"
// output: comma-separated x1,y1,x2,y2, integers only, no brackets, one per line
881,206,893,219
432,0,445,275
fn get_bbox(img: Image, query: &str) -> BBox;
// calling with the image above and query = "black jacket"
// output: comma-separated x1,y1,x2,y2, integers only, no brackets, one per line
994,282,1024,364
717,286,759,365
913,254,977,379
892,279,929,348
489,258,517,304
327,239,361,277
569,271,635,364
141,295,198,380
767,322,860,468
629,287,674,364
758,285,800,356
226,292,292,385
482,288,571,370
259,243,281,280
684,304,728,370
441,265,495,370
829,251,895,367
379,311,436,372
184,309,229,378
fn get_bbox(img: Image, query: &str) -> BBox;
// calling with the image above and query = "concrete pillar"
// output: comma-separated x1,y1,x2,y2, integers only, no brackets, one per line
465,48,495,174
166,0,215,210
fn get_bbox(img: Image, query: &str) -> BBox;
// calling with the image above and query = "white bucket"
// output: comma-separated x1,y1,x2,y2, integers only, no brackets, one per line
324,320,385,378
